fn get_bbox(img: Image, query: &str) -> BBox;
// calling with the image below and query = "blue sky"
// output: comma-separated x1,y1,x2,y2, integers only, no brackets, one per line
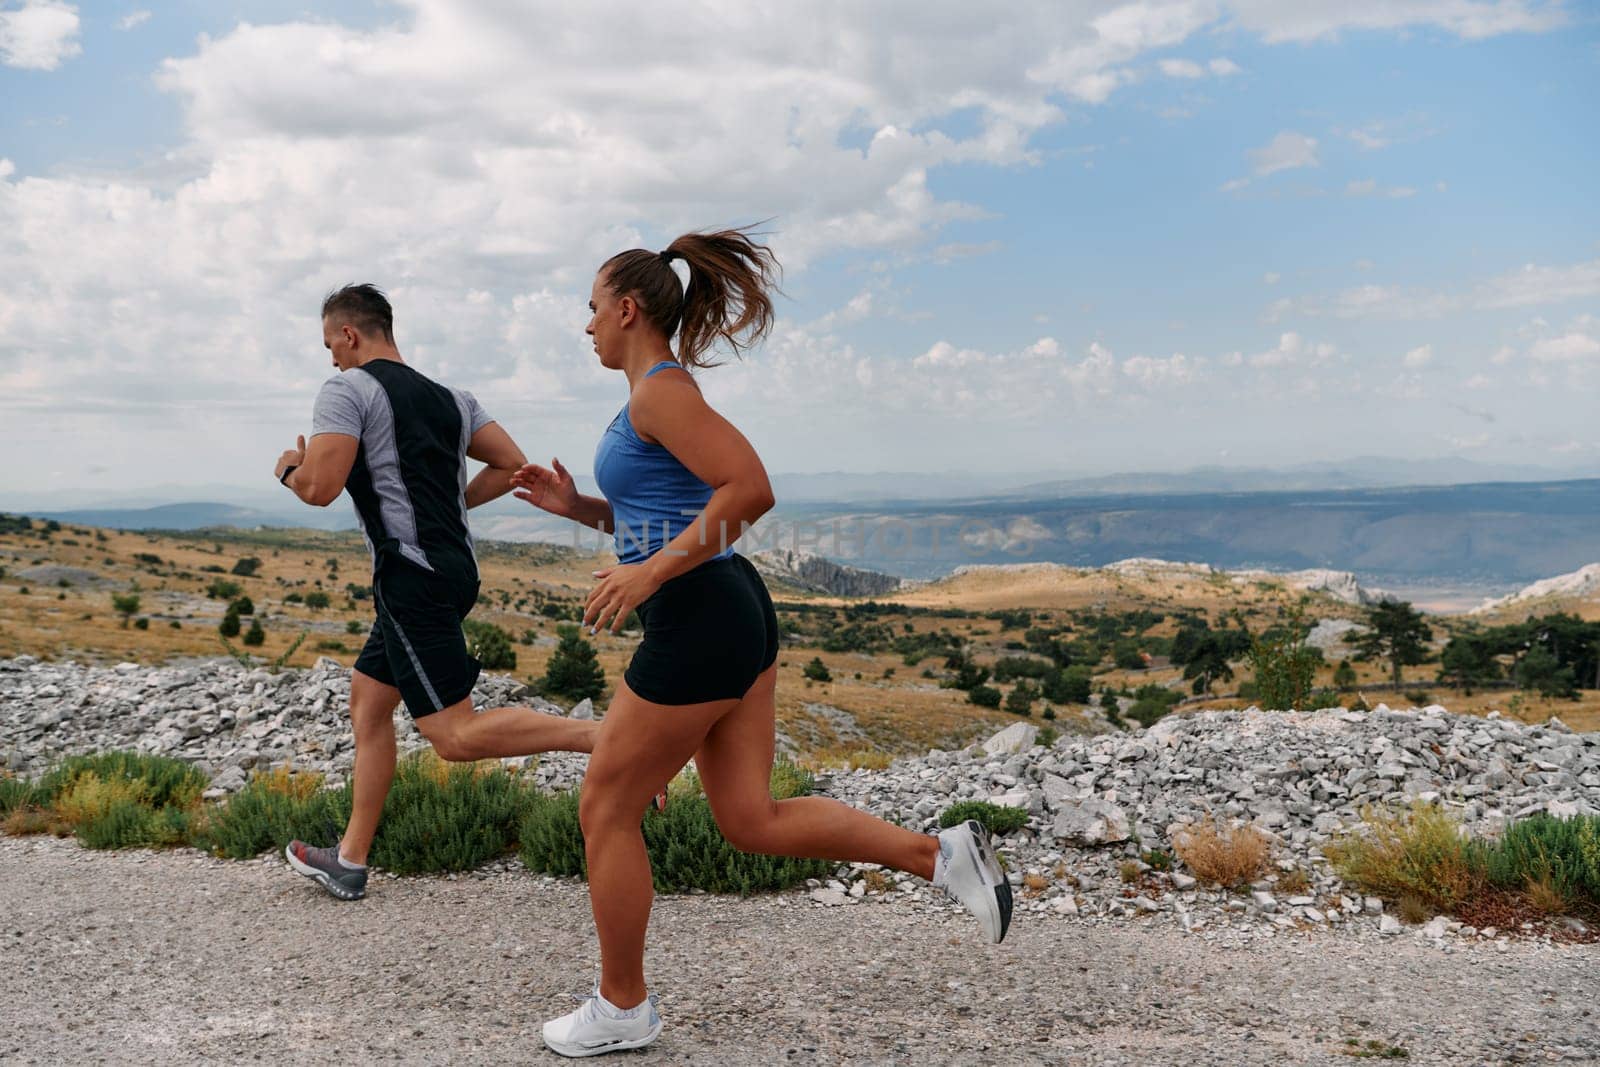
1,1,1597,497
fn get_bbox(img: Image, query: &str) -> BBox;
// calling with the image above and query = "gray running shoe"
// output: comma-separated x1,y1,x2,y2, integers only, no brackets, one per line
285,840,367,900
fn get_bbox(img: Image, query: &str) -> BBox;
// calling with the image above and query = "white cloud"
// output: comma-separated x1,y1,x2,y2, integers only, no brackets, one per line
1528,331,1600,363
1263,271,1280,285
1401,343,1433,368
118,10,150,31
0,1,80,70
1479,261,1600,309
0,0,1578,486
1209,57,1243,76
1225,0,1566,43
1345,179,1418,198
1341,113,1439,151
1249,131,1319,176
1274,258,1600,320
1158,58,1205,78
1463,374,1492,389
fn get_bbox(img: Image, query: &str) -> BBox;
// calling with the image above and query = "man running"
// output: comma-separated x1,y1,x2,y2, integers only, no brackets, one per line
273,283,598,900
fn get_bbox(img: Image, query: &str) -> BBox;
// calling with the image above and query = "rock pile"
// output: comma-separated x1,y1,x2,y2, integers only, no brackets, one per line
819,702,1599,938
4,655,1598,942
0,655,592,796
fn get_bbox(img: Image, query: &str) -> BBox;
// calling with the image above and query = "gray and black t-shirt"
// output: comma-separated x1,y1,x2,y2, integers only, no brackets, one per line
311,360,492,584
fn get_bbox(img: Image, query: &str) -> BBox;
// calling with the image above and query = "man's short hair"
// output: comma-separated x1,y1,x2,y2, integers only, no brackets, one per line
321,283,394,342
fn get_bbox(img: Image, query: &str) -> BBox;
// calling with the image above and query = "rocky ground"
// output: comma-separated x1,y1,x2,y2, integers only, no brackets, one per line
2,833,1597,1066
4,655,1600,1062
5,654,1599,945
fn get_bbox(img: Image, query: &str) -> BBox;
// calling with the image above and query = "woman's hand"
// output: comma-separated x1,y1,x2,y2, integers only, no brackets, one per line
510,457,581,518
583,564,661,635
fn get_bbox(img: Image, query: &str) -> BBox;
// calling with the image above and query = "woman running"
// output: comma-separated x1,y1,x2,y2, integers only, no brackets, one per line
511,228,1011,1057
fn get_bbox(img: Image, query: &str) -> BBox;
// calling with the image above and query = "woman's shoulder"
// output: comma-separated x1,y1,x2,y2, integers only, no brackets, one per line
629,364,704,441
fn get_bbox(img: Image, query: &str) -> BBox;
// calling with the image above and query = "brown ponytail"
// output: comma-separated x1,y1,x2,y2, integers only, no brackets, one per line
600,225,780,369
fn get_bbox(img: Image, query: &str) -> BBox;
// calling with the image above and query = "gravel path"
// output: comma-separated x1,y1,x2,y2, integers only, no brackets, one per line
2,835,1596,1066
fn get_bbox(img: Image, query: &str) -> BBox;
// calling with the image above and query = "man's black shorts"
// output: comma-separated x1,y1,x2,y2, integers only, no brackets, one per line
354,563,481,718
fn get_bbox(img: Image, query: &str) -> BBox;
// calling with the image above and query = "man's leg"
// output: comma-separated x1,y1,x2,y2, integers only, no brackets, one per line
340,669,401,865
414,697,598,762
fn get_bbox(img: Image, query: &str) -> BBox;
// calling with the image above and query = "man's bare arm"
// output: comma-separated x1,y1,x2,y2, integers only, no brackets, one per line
278,433,358,507
465,422,528,509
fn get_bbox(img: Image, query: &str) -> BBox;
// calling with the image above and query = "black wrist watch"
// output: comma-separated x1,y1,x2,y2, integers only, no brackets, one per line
279,464,298,486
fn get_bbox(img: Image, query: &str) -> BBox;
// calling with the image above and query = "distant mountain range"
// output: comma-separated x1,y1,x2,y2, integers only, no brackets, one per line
14,465,1600,590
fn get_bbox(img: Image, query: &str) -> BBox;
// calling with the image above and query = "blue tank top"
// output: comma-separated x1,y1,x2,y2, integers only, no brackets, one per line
593,360,736,566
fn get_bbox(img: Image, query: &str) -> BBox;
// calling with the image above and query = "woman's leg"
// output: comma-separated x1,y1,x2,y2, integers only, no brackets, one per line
578,681,734,1009
694,665,939,879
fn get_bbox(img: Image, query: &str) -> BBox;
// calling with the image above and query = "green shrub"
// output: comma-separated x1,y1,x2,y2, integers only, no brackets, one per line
541,624,605,702
642,795,831,894
230,596,255,616
1004,681,1038,717
462,619,517,671
518,790,588,877
133,617,150,630
111,592,141,625
1480,814,1600,911
76,799,190,849
1127,698,1169,728
1247,622,1320,711
346,619,365,635
196,768,349,859
1042,665,1093,704
0,775,45,815
37,753,206,851
206,578,243,600
38,752,206,811
219,609,241,638
368,757,526,874
802,656,832,683
967,684,1002,709
303,591,331,610
937,800,1029,836
519,761,830,895
242,618,266,646
231,557,262,577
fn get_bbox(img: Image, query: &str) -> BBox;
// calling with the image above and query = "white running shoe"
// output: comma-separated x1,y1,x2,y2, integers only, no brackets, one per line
542,990,662,1058
936,819,1014,943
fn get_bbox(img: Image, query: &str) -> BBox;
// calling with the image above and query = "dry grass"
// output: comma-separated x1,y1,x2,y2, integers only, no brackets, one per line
1023,871,1051,892
1118,859,1144,884
1323,803,1484,913
862,869,892,894
1171,818,1272,888
1277,867,1311,895
249,764,326,801
804,748,895,772
1397,893,1433,925
1525,875,1574,916
3,808,67,836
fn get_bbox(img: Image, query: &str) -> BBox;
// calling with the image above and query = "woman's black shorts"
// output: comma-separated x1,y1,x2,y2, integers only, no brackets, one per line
624,553,778,706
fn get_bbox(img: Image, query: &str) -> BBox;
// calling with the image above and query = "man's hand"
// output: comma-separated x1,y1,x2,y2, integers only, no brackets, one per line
275,435,307,483
511,458,581,518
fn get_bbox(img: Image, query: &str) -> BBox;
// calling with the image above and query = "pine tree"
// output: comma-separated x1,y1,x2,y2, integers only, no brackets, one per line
541,624,605,703
242,618,266,647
